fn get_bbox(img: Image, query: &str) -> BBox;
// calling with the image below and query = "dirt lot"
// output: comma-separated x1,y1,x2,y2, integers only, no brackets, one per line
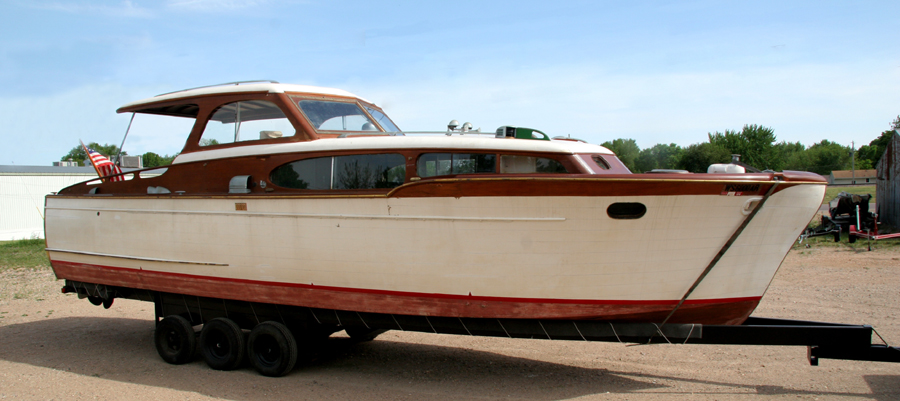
1,246,898,400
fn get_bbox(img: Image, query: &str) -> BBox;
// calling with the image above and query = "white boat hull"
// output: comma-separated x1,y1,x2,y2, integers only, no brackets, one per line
45,183,824,324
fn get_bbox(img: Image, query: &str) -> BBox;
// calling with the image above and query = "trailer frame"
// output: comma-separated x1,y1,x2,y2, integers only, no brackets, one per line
62,280,900,370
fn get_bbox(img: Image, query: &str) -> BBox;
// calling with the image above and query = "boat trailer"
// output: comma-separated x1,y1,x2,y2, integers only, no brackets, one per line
65,281,900,369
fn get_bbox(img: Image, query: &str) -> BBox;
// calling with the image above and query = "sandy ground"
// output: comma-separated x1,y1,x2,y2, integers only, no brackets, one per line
1,246,898,400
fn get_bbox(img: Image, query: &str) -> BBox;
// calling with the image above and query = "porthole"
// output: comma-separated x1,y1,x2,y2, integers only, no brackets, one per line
607,203,646,219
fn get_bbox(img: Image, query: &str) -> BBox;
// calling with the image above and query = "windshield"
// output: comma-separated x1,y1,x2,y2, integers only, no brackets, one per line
293,98,379,132
364,105,400,132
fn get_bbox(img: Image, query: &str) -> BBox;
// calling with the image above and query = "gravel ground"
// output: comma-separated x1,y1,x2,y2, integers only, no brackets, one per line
1,246,898,400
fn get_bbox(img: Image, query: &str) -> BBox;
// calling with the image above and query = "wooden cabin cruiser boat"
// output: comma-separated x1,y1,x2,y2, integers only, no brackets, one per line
44,81,826,376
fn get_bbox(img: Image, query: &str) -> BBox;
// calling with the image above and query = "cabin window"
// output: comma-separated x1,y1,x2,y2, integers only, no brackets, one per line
200,100,295,146
499,155,568,174
579,154,632,174
417,153,496,177
592,155,610,170
293,98,380,132
270,153,406,190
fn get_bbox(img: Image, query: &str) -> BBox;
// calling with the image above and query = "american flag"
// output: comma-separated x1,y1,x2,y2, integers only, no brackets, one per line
81,141,124,182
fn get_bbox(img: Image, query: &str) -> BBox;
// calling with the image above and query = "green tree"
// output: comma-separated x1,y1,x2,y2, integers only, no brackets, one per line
61,143,124,166
677,142,731,173
857,122,898,169
600,138,640,172
784,140,851,176
634,143,683,173
142,152,178,168
708,124,781,170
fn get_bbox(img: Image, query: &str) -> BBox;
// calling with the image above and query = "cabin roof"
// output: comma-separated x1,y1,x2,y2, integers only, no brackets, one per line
173,135,614,165
119,82,369,112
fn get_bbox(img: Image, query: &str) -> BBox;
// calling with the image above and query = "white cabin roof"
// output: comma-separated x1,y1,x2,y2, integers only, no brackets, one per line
120,82,370,111
173,135,614,165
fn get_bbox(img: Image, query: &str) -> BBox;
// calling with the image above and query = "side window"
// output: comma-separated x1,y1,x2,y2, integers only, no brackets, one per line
333,154,406,189
417,153,496,177
270,154,406,190
499,155,568,173
270,156,332,189
200,100,295,146
591,155,610,170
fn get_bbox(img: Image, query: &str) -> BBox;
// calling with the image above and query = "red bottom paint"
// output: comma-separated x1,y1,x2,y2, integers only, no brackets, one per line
52,260,759,325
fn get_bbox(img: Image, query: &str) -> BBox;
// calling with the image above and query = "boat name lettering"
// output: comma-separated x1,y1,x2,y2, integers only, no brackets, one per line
722,184,760,195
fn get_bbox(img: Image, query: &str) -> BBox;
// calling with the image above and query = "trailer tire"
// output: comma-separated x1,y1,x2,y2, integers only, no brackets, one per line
848,234,857,244
199,317,245,371
248,321,297,377
155,315,196,365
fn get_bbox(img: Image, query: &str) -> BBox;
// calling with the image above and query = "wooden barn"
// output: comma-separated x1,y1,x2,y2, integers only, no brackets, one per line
875,131,900,228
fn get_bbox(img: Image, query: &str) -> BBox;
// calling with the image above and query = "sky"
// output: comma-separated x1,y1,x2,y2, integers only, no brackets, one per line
1,0,898,165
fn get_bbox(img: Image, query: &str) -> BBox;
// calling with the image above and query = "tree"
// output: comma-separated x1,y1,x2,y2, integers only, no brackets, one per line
784,140,851,176
600,138,640,172
142,152,178,168
775,141,805,167
60,143,124,166
634,143,683,173
708,124,781,171
857,126,898,169
677,142,731,173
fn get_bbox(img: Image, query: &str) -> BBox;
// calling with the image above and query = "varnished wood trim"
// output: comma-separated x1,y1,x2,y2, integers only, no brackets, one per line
50,260,761,323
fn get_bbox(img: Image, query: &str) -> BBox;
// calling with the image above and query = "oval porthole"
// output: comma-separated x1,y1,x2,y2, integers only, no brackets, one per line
607,202,647,219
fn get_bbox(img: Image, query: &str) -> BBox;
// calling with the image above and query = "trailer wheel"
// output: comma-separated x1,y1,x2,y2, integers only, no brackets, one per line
848,234,857,244
199,317,245,370
345,327,387,342
155,315,196,365
247,321,298,377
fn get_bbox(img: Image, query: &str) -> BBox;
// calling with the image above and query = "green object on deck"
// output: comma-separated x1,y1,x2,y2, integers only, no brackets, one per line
496,126,550,141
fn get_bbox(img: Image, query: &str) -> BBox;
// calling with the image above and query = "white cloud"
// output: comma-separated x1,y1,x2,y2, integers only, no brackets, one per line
165,0,272,12
0,84,182,166
29,0,154,18
6,56,895,167
346,58,900,150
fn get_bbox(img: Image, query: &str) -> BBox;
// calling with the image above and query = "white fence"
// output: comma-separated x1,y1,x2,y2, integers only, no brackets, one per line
0,167,96,241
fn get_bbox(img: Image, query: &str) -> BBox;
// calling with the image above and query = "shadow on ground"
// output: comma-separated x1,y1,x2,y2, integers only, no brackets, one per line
0,317,896,400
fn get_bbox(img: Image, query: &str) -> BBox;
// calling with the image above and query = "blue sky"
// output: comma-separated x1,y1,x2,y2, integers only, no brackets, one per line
2,0,898,165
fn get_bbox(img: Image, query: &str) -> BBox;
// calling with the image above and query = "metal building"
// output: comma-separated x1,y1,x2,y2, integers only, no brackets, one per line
875,131,900,229
0,165,98,240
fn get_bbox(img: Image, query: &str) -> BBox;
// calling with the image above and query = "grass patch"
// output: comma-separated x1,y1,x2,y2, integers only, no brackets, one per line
0,239,50,271
794,231,900,250
824,185,876,204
